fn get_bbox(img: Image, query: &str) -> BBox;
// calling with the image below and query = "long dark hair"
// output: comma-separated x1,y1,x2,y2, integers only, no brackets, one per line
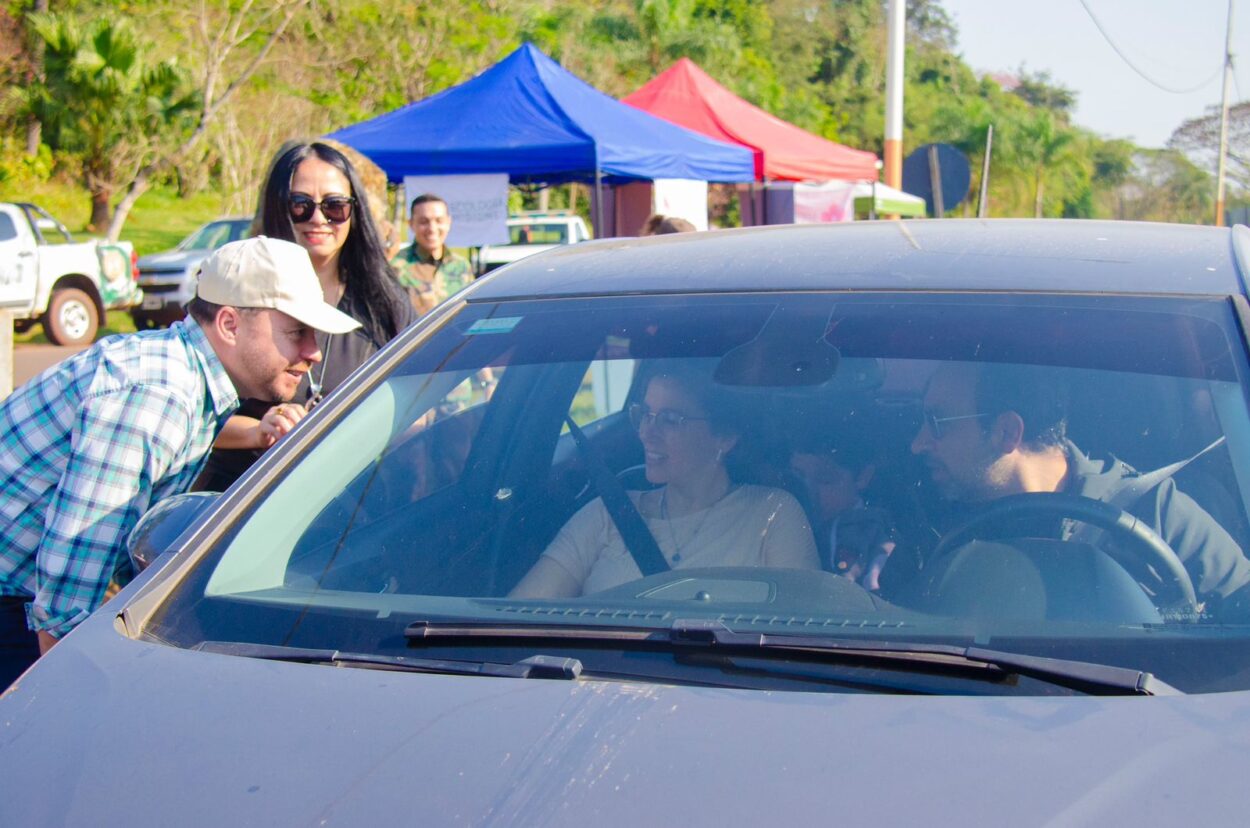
258,141,406,343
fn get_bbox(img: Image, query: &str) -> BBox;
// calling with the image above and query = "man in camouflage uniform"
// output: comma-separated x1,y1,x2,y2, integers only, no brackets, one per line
390,193,474,316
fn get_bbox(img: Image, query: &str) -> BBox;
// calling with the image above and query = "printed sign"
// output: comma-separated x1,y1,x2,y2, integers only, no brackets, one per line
402,174,510,247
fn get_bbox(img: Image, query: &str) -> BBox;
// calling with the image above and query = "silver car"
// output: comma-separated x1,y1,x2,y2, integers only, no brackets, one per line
130,217,252,328
7,219,1250,825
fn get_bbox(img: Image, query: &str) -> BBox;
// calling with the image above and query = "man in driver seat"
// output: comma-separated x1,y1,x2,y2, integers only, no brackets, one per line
910,361,1250,620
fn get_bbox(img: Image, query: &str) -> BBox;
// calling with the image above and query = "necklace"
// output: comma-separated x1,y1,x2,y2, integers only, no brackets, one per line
308,283,345,408
307,332,334,408
658,484,735,564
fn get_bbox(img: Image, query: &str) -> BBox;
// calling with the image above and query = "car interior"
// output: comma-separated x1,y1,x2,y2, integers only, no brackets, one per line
221,292,1250,629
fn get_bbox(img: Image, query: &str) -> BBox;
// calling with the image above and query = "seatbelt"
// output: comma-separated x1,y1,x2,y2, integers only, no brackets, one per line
1101,436,1226,512
1069,436,1226,547
563,415,671,577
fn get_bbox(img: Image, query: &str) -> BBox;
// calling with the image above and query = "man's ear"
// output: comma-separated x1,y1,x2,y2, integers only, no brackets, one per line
214,306,244,346
855,464,876,491
990,411,1025,453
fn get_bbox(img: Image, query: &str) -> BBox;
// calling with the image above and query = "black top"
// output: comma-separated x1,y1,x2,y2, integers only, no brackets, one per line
192,290,416,492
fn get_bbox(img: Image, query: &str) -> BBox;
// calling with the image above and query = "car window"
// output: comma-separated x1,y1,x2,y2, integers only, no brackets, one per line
510,222,569,245
147,293,1250,693
180,221,246,251
0,212,17,242
569,358,636,427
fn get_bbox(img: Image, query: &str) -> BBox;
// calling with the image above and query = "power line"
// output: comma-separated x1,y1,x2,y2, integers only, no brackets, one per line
1077,0,1225,94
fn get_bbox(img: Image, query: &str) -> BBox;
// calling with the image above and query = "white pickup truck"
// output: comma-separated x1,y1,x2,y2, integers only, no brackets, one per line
0,202,141,345
476,211,592,275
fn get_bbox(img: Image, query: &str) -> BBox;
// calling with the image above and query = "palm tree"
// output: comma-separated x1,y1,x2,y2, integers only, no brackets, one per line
1009,109,1081,218
24,14,198,230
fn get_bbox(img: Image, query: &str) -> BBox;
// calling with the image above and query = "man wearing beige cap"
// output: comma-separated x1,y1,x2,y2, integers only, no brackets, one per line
0,236,357,689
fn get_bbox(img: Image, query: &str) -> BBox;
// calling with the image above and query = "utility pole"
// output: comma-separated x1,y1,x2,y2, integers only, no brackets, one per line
1216,0,1235,227
884,0,905,195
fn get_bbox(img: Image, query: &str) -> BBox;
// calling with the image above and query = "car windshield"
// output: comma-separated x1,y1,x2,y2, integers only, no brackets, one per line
178,220,250,251
147,291,1250,693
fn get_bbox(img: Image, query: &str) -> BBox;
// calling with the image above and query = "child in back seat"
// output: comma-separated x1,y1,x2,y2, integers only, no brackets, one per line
789,436,898,592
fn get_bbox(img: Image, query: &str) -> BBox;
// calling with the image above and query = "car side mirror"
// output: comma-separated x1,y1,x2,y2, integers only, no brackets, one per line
127,491,221,572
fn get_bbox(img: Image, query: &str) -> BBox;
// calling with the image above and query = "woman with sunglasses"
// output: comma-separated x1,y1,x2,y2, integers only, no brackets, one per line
193,141,415,492
511,365,819,598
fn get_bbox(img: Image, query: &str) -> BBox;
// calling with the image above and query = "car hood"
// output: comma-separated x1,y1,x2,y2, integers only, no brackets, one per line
136,250,207,269
4,616,1250,826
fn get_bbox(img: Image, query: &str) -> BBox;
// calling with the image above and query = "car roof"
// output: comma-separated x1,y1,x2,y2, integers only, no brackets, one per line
467,219,1250,300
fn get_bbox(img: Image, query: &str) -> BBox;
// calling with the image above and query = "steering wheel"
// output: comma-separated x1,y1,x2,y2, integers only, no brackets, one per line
931,492,1198,610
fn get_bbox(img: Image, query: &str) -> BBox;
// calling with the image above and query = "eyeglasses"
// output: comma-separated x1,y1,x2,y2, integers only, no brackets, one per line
288,195,356,225
922,409,992,439
628,403,708,432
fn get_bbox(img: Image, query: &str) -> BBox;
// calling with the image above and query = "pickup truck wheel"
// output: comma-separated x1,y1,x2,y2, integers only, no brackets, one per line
44,288,99,346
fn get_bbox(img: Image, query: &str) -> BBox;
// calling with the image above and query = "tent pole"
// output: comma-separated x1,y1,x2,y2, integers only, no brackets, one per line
594,167,604,237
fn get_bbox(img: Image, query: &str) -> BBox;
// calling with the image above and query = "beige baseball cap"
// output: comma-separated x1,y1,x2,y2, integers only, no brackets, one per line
195,236,361,334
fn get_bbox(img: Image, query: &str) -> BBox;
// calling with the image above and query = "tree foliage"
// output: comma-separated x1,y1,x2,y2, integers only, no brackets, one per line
23,13,199,229
1,0,1222,230
1169,101,1250,196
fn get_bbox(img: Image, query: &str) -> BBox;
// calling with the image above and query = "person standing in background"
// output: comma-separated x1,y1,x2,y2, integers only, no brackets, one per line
194,141,415,492
391,194,475,316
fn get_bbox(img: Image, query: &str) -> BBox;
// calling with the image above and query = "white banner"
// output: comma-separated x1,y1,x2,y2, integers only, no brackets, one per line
652,179,709,230
794,180,857,223
402,174,510,247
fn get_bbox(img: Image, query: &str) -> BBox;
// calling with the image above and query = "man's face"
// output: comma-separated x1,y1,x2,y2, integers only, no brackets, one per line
910,364,1004,501
410,201,451,256
232,309,322,402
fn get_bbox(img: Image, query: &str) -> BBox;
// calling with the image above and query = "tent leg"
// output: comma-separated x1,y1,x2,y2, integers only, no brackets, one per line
594,168,605,237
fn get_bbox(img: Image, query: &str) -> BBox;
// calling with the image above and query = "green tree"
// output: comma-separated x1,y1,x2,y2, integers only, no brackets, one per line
1168,100,1250,199
1012,69,1078,116
25,13,199,230
1007,109,1082,217
1109,150,1211,223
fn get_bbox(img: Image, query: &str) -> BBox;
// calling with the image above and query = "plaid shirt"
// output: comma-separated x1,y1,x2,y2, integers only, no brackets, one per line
0,319,238,637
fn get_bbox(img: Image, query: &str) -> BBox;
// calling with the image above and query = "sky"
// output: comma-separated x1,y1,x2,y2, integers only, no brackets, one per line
939,0,1249,148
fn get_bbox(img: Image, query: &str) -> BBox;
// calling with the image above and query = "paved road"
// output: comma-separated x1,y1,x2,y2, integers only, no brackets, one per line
12,343,88,388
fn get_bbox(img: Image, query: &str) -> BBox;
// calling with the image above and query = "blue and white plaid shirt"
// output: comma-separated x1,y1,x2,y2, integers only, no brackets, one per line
0,319,238,637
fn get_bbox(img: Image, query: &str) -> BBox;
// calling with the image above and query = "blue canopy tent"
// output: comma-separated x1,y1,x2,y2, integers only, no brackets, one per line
328,43,755,231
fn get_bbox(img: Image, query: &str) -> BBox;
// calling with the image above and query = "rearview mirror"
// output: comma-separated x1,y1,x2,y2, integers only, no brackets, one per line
714,307,839,387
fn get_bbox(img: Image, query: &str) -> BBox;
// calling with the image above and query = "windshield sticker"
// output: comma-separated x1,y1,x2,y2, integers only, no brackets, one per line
467,317,522,335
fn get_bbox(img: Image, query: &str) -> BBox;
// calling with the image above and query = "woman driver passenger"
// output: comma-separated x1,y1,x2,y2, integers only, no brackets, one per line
511,365,819,598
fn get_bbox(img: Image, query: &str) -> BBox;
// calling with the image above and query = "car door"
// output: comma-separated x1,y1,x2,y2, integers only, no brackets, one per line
0,205,36,308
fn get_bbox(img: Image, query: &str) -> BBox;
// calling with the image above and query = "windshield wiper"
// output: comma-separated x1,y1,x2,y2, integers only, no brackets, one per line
195,640,581,680
667,620,1181,696
403,618,1180,696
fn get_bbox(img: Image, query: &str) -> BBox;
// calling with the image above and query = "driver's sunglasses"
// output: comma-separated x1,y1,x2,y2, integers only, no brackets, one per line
922,409,992,439
288,195,356,225
628,403,708,433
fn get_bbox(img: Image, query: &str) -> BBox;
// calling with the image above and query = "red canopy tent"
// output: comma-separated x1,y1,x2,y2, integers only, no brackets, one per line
623,58,878,182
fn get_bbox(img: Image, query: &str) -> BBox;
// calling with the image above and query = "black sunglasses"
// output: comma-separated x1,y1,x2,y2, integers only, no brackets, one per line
288,194,356,224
